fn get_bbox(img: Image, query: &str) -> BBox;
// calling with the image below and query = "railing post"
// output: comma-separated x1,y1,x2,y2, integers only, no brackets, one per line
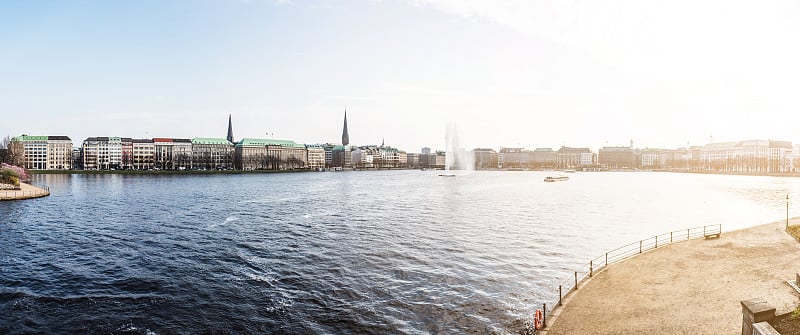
574,271,578,289
558,285,562,306
590,260,593,277
670,231,673,243
704,225,706,237
605,252,608,266
655,235,658,248
543,303,547,328
639,240,642,254
687,228,690,239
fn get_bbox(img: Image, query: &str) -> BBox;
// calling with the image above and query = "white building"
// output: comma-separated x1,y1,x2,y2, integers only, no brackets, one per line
306,145,325,169
82,136,122,170
12,135,73,170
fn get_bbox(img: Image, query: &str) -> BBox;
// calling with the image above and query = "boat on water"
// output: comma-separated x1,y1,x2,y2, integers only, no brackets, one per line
564,169,577,173
544,176,569,182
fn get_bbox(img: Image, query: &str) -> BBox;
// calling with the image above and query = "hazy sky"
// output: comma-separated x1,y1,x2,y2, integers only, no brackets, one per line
2,0,799,152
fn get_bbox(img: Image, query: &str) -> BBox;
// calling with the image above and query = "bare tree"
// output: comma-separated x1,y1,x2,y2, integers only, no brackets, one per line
1,136,22,166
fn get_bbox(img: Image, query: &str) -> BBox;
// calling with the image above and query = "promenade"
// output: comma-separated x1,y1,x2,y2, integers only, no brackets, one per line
0,183,50,200
543,219,800,335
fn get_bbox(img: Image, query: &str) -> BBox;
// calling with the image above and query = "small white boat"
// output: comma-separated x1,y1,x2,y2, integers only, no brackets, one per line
564,169,576,173
544,176,569,182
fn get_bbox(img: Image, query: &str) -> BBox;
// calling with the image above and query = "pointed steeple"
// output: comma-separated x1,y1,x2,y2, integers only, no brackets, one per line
227,114,234,143
341,109,350,146
381,138,384,147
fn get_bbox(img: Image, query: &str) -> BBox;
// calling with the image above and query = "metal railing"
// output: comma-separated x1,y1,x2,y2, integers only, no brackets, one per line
0,184,50,200
536,224,722,330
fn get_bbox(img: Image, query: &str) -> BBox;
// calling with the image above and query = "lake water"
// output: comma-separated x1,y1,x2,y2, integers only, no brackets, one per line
1,171,798,334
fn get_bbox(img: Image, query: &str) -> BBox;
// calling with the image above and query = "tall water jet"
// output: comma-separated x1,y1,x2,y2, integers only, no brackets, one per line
444,122,474,172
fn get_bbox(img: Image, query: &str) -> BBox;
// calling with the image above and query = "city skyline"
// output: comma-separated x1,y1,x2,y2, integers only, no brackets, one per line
3,1,800,151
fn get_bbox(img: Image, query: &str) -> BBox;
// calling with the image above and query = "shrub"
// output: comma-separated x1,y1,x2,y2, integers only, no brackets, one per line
0,163,28,183
0,164,27,188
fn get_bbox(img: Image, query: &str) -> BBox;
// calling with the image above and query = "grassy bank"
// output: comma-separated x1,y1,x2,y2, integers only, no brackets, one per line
788,225,800,242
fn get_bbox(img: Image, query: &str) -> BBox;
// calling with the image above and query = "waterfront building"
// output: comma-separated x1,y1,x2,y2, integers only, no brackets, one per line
153,138,193,170
688,140,793,173
379,146,401,168
556,147,594,169
598,146,634,169
306,144,325,170
173,139,192,170
498,147,526,168
351,147,375,168
235,138,307,170
154,138,175,170
640,148,663,169
121,138,134,170
13,135,73,170
192,138,234,170
320,143,336,168
153,138,192,170
660,149,689,170
131,139,155,170
768,140,792,173
406,153,419,168
434,151,446,169
473,148,498,170
72,147,82,170
82,136,122,170
531,148,557,169
332,145,353,168
793,144,800,172
738,140,769,173
398,151,408,168
418,149,438,168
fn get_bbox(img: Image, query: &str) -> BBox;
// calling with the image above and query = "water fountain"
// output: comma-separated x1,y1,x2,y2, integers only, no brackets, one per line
440,123,474,176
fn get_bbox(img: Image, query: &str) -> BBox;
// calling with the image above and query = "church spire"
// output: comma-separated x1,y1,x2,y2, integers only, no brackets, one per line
341,109,349,146
227,114,234,143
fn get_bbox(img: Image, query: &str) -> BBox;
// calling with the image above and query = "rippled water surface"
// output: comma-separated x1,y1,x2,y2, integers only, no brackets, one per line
1,171,799,334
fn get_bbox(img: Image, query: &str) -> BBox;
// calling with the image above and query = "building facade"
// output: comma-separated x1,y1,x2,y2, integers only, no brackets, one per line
131,139,155,170
306,144,325,170
473,148,498,170
531,148,557,169
13,135,73,170
192,138,234,170
235,138,308,170
598,146,634,169
82,137,122,170
557,147,594,169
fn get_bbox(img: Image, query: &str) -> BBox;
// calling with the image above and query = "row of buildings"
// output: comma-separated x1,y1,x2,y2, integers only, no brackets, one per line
8,136,800,173
470,140,799,173
6,114,800,173
6,114,449,171
8,135,431,171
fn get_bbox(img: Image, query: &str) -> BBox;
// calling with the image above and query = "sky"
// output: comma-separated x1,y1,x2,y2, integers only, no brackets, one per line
2,0,800,152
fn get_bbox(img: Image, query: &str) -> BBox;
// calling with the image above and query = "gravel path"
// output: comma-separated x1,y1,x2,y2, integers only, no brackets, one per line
543,219,800,335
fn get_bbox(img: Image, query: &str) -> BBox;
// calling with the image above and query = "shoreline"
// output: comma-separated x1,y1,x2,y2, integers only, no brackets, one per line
541,218,800,334
0,183,50,201
26,169,800,177
28,167,419,176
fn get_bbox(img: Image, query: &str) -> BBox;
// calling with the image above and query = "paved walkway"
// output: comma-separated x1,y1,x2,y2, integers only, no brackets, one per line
0,183,49,200
543,219,800,335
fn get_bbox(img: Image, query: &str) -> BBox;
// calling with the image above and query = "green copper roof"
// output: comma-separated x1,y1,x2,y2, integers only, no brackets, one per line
13,135,47,141
236,138,305,148
192,138,233,145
